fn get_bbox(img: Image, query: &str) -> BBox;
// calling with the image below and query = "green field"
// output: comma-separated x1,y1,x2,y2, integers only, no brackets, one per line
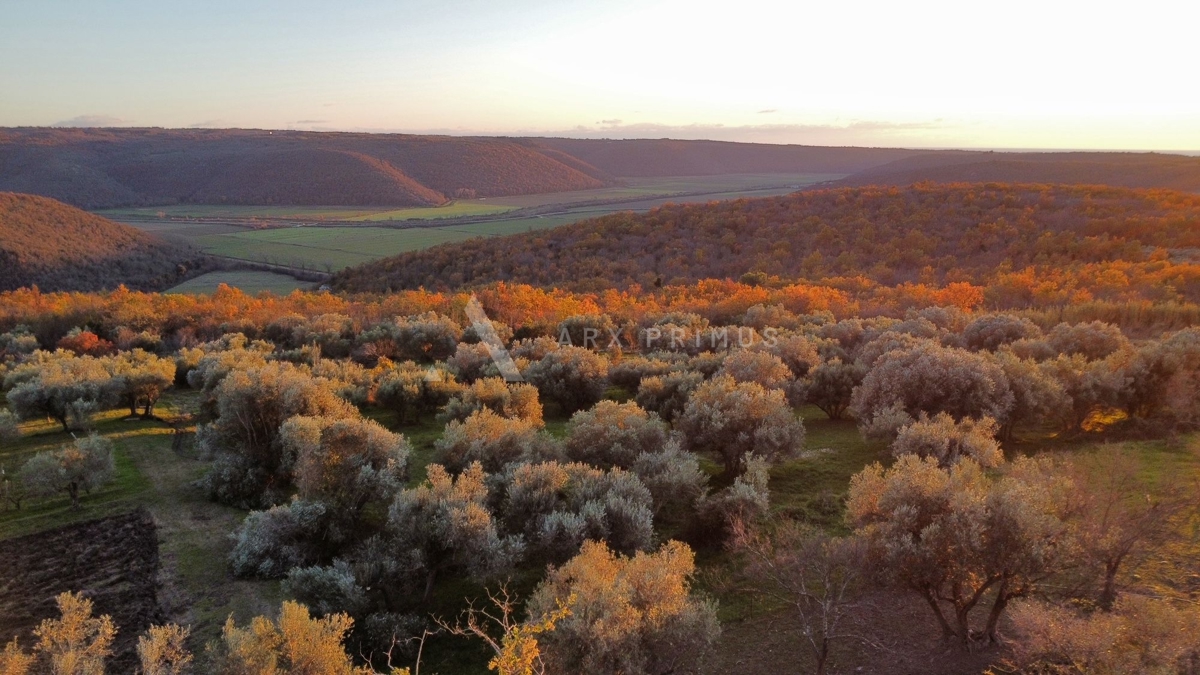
168,270,311,295
192,226,480,270
109,173,839,276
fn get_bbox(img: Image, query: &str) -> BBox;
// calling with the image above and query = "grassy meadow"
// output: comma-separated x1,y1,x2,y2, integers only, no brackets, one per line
105,174,837,282
168,270,312,295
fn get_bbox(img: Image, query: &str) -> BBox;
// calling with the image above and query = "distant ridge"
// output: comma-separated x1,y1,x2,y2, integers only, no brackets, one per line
0,128,615,209
834,151,1200,192
0,192,206,291
4,128,1200,210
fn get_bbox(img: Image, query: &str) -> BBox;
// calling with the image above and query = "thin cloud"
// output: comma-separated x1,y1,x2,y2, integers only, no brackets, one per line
757,109,777,114
598,118,623,125
51,114,128,127
295,119,328,124
187,119,226,128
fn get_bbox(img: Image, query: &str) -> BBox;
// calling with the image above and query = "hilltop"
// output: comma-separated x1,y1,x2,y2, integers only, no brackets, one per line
331,182,1200,294
0,192,206,291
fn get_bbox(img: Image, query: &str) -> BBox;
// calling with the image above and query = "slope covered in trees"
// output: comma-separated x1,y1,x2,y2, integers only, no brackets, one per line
836,151,1200,192
0,192,205,292
332,182,1200,295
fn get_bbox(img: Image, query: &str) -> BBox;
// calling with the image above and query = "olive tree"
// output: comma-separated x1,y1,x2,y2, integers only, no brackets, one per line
496,460,655,561
282,415,409,542
962,314,1043,351
32,591,116,675
439,377,544,426
526,540,719,675
436,408,560,473
209,601,374,675
524,346,609,413
716,349,793,391
847,454,1072,647
106,349,175,418
850,343,1014,438
677,375,805,475
798,358,865,420
358,312,462,362
563,401,668,469
0,411,19,445
388,463,523,601
197,362,357,508
5,351,117,432
1047,321,1129,360
19,434,115,509
890,413,1003,468
634,370,703,423
376,361,463,425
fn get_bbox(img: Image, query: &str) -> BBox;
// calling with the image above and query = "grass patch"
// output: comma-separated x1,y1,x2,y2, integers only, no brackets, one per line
347,202,515,222
192,226,479,270
168,270,310,295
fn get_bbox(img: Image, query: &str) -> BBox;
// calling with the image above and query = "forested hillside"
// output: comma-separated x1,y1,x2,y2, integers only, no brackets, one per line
837,151,1200,192
332,182,1200,298
0,192,206,291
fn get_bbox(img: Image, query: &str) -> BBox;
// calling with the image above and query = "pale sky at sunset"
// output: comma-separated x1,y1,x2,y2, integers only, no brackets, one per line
2,0,1197,150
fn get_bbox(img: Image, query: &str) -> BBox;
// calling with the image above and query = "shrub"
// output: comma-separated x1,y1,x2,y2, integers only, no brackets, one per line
677,375,805,475
716,349,793,391
891,413,1003,468
439,377,543,426
524,346,609,413
563,401,669,469
436,408,560,473
229,499,328,578
497,461,655,561
33,592,116,675
388,463,523,601
850,343,1014,432
526,540,719,675
209,601,374,675
634,370,703,423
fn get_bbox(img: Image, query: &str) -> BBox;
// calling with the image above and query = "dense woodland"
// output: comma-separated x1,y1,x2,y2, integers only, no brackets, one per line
334,183,1200,298
0,192,208,292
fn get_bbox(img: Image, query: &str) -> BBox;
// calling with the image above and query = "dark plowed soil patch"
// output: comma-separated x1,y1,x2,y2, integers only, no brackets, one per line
0,508,162,673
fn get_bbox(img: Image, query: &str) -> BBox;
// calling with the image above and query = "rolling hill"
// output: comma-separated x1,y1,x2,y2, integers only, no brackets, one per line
0,128,616,209
330,182,1200,293
0,192,207,291
834,151,1200,192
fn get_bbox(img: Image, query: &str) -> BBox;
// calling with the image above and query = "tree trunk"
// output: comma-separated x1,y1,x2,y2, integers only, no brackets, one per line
814,638,829,675
954,606,973,650
68,482,80,510
983,579,1010,644
921,591,955,641
423,569,437,603
1098,559,1121,611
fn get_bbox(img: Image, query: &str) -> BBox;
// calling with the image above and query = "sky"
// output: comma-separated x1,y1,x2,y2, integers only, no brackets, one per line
1,0,1198,150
